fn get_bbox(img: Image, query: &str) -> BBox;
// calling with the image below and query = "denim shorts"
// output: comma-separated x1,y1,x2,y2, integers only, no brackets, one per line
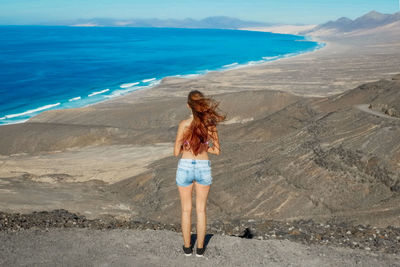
176,159,212,187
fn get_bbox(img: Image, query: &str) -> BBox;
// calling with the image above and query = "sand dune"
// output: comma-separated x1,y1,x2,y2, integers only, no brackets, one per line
239,24,317,35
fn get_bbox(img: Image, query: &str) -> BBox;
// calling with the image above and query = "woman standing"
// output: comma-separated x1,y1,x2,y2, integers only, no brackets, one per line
173,90,226,257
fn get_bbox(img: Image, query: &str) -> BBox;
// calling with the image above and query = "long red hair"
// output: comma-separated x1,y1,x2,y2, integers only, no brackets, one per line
182,90,226,156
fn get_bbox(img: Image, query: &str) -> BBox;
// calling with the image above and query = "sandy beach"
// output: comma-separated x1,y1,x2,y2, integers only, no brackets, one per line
239,24,317,35
1,22,400,264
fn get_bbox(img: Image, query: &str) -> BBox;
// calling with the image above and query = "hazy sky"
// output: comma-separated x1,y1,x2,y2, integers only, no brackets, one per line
0,0,398,25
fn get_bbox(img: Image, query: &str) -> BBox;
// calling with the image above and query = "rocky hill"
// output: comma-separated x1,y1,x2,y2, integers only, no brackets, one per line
1,75,399,229
128,75,400,227
301,11,400,36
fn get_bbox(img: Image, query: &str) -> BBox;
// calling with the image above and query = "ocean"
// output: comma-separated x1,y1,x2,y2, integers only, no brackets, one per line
0,26,323,125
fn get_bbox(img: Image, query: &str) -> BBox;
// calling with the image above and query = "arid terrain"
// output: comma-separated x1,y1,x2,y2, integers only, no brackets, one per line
2,228,400,266
1,11,400,265
1,29,399,226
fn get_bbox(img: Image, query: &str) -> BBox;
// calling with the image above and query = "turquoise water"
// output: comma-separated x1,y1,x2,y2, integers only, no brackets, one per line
0,26,324,125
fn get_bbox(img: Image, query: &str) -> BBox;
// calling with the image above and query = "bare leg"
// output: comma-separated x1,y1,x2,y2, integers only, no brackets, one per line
178,183,194,248
195,182,210,248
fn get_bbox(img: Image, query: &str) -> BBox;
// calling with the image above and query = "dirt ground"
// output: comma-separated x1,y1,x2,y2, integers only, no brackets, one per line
1,228,399,267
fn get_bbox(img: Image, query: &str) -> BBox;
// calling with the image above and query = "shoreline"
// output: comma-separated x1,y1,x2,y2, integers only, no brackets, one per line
0,30,325,127
1,26,399,233
84,35,327,107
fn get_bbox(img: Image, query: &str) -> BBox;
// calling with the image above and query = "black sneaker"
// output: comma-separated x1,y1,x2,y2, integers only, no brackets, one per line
196,247,206,257
182,245,193,256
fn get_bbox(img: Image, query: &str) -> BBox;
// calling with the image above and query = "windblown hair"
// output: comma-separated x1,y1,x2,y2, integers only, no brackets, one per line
182,90,226,156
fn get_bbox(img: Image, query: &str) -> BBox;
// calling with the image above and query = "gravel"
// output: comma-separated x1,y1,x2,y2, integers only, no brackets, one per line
1,228,400,267
1,209,400,255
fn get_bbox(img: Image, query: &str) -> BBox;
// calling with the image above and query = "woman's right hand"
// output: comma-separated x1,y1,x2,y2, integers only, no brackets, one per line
173,121,186,157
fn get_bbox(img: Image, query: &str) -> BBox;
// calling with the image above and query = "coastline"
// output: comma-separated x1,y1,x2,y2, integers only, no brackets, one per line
81,37,327,108
0,29,324,127
239,24,317,35
1,24,400,232
90,36,326,106
1,6,400,264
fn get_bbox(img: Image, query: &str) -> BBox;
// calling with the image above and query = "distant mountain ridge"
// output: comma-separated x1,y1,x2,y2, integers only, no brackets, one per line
48,16,272,29
302,11,400,35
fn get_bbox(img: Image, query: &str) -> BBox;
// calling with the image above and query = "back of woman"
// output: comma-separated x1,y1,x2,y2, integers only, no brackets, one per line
173,90,226,257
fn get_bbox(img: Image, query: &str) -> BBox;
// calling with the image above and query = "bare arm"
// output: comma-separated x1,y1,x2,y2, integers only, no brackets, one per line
173,121,185,157
207,126,221,155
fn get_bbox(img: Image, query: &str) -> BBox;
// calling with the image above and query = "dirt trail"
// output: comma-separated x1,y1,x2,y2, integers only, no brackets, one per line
355,104,400,120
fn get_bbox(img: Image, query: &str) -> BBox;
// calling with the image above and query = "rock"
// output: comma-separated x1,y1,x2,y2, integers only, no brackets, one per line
0,210,399,254
290,229,301,235
386,108,397,117
392,74,400,81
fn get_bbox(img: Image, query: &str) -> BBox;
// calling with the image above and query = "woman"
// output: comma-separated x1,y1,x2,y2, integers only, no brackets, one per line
173,90,226,257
